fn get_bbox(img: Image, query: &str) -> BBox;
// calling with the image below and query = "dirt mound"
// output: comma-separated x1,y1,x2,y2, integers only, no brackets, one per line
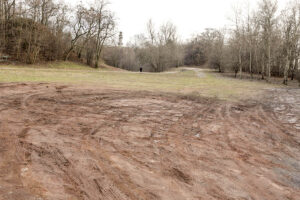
0,83,299,200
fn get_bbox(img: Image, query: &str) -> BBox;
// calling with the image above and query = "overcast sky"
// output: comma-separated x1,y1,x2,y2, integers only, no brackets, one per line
66,0,287,44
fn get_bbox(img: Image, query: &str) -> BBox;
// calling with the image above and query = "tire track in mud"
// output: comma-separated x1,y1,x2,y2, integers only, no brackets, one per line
0,83,300,200
16,89,197,199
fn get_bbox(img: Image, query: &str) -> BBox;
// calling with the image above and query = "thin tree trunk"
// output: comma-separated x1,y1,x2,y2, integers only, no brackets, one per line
64,47,73,61
290,50,296,80
267,38,271,81
293,57,298,80
291,59,295,81
239,46,242,79
261,55,265,80
249,47,253,79
255,45,258,76
283,50,291,85
283,56,289,85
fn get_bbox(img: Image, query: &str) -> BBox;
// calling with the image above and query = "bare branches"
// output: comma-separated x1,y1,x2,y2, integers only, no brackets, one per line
146,19,156,45
92,0,116,68
63,0,116,65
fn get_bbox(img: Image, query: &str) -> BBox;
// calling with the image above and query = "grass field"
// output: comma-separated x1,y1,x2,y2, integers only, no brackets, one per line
0,62,281,100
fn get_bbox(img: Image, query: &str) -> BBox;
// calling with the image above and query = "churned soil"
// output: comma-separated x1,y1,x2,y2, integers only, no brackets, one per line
0,83,299,200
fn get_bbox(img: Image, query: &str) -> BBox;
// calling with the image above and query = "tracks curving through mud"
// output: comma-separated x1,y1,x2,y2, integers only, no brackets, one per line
0,83,299,200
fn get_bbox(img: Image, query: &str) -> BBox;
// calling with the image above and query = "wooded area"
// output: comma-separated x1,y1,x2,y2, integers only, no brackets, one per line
0,0,300,85
0,0,115,68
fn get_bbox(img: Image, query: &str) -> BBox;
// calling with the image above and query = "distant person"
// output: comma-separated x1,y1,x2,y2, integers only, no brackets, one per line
140,67,143,72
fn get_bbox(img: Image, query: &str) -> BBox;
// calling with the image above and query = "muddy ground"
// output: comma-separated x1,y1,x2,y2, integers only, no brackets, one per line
0,83,299,200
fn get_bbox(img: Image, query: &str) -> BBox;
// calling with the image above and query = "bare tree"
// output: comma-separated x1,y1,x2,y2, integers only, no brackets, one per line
0,0,16,52
147,19,156,45
258,0,278,81
64,4,90,61
231,3,244,78
281,0,300,85
41,0,58,26
159,21,177,45
93,0,116,68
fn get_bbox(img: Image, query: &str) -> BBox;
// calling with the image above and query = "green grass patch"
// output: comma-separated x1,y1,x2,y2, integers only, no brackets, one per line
0,61,114,71
0,64,280,101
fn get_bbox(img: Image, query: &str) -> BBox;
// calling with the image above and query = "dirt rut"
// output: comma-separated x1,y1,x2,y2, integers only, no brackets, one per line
0,83,299,200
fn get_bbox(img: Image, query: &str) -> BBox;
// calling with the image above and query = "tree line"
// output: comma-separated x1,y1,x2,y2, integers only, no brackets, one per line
219,0,300,85
0,0,300,85
0,0,116,67
103,20,184,72
103,0,300,85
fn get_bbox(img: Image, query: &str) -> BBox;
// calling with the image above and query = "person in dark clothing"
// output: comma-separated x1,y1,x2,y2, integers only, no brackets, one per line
139,67,143,72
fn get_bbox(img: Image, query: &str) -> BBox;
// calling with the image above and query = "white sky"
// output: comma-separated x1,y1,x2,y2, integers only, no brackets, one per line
66,0,287,44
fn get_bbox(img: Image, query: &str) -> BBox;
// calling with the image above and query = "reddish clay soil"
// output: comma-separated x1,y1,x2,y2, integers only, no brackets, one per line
0,83,299,200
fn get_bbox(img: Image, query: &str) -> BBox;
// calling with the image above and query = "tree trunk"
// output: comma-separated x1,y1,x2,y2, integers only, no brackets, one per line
95,53,100,68
283,50,290,85
291,59,295,81
290,51,296,80
249,48,253,79
239,46,242,79
261,56,265,80
255,45,258,75
267,38,271,81
64,47,73,61
293,57,298,80
235,68,238,78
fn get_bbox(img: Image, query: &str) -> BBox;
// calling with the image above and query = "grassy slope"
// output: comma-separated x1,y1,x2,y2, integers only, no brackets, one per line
0,61,123,71
0,62,281,101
